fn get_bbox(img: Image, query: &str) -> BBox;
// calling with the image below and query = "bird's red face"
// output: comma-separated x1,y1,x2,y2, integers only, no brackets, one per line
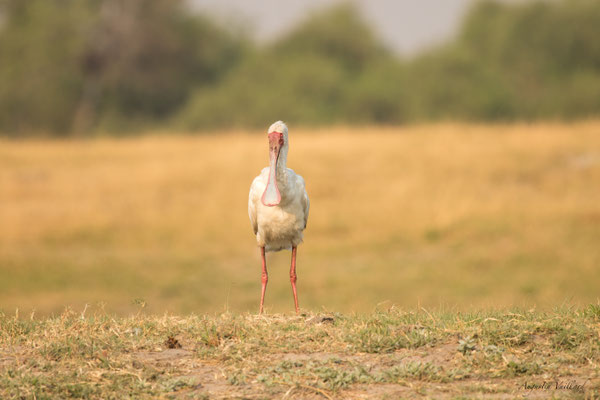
268,131,284,157
261,131,284,206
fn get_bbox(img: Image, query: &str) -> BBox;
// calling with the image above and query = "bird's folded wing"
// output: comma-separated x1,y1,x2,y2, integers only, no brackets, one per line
298,177,310,229
248,176,263,235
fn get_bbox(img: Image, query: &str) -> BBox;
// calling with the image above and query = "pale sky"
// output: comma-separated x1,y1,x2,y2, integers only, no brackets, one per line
189,0,520,56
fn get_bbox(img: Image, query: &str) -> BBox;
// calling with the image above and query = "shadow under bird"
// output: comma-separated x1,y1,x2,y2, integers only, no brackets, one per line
248,121,310,314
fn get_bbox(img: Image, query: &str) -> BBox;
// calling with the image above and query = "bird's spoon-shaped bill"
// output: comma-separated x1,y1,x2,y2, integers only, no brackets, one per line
261,142,281,206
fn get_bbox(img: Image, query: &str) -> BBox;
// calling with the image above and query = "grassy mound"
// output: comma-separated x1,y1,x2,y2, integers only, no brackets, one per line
1,306,599,398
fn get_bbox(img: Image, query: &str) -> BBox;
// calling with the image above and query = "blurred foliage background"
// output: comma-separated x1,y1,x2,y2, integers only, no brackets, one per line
0,0,599,136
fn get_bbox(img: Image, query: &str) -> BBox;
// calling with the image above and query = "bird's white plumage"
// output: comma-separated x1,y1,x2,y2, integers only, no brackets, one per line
248,121,309,252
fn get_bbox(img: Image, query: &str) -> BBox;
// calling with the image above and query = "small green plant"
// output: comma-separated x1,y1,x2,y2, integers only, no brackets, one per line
551,327,584,351
584,303,600,320
458,335,477,355
505,361,541,376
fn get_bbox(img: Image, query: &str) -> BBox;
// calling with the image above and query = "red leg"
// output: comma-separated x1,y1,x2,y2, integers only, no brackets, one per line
290,246,299,314
259,247,268,314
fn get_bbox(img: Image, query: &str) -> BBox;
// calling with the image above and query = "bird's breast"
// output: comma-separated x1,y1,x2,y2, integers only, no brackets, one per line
258,201,303,234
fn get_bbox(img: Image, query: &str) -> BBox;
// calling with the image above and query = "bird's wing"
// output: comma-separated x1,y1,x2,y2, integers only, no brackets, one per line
298,175,310,229
248,175,264,235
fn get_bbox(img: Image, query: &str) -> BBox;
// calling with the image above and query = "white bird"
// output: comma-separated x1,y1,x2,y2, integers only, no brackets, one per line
248,121,309,314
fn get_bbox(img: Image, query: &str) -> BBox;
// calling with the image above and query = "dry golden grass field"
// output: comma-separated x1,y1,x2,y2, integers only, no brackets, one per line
0,122,599,316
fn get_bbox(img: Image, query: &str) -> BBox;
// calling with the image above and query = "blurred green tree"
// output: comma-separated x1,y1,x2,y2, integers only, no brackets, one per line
0,0,92,134
448,0,600,119
81,0,243,132
0,0,243,135
177,4,396,130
